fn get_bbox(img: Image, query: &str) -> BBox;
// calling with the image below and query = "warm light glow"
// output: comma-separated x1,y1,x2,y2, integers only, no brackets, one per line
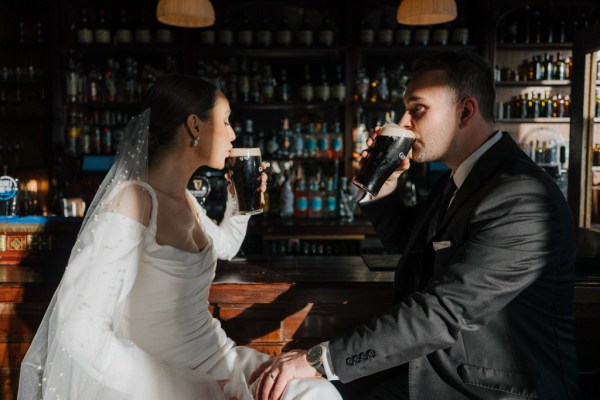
26,179,38,193
156,0,215,28
396,0,457,25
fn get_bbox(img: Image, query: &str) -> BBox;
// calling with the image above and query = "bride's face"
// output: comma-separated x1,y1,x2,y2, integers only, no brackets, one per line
200,93,235,169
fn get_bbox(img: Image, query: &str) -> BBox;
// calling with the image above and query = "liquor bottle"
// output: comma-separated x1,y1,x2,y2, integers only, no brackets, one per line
413,26,430,46
292,123,304,158
250,60,261,104
374,67,389,102
217,11,233,47
450,16,469,45
330,64,346,102
156,21,174,45
519,94,528,119
354,68,370,103
114,9,132,45
294,179,308,218
564,94,570,117
543,53,554,80
358,18,375,45
532,10,542,44
94,8,112,45
318,8,335,47
260,64,276,103
135,9,152,44
304,123,317,158
265,131,279,158
432,24,450,45
276,11,292,47
329,121,343,159
596,89,600,118
65,58,79,103
76,8,93,45
279,118,292,159
542,91,553,118
565,56,573,80
308,179,323,218
324,177,337,218
395,25,411,46
317,122,329,158
238,58,250,103
237,11,253,47
256,129,265,156
505,19,518,44
199,25,216,46
300,65,314,102
529,55,542,81
297,8,313,47
280,179,294,218
256,11,272,47
315,66,330,102
377,15,394,46
554,53,566,80
277,68,291,103
337,176,353,221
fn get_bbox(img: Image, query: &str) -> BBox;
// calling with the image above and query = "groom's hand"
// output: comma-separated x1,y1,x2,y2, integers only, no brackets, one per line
248,350,319,400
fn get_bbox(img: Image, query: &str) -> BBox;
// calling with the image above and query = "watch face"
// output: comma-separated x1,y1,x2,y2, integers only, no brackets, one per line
307,345,323,365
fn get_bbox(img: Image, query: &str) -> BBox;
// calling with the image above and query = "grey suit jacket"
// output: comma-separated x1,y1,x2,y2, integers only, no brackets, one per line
329,133,579,399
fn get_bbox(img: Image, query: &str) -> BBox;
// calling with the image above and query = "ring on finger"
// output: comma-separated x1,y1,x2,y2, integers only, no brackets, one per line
269,372,276,380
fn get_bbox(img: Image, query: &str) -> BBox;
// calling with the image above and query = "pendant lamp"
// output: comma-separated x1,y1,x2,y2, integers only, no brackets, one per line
156,0,215,28
396,0,457,25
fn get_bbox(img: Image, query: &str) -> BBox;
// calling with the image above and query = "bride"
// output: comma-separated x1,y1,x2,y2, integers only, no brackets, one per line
18,75,341,400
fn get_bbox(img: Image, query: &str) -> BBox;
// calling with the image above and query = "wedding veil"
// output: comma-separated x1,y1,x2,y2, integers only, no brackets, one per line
18,109,225,399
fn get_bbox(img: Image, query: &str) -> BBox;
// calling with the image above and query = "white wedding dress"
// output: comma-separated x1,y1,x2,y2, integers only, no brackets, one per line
19,181,340,400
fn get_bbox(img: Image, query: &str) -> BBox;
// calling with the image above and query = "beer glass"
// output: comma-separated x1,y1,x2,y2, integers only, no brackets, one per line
227,148,263,215
352,123,415,196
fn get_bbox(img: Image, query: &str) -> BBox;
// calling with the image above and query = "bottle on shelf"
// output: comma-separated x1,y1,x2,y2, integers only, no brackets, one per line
317,122,329,158
135,9,152,44
217,10,233,47
329,121,343,159
377,15,394,46
279,118,292,159
94,8,112,45
450,16,469,45
260,64,276,103
554,52,566,80
318,8,335,47
330,64,346,102
238,58,250,103
592,143,600,166
156,20,174,45
315,65,330,102
250,60,261,104
297,8,314,47
277,68,291,103
292,123,304,158
358,17,375,46
256,10,272,47
354,68,370,103
413,26,430,46
308,179,323,218
75,8,94,45
294,179,308,218
237,10,253,47
199,24,216,46
432,24,450,46
324,177,337,218
395,24,411,46
276,9,292,47
242,119,254,148
114,9,132,45
543,53,554,80
280,178,294,218
300,65,314,102
304,122,317,158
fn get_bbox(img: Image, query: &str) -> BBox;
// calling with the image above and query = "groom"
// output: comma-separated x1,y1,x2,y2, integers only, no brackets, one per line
249,50,579,400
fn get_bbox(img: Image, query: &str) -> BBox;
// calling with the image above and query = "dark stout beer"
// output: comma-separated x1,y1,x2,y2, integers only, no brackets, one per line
227,148,263,215
353,124,415,196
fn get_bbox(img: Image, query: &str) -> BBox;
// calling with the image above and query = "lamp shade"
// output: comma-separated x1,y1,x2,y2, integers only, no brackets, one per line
157,0,215,28
396,0,457,25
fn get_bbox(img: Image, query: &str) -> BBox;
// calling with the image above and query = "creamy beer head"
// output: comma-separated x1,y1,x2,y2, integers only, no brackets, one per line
230,147,261,157
352,123,415,196
379,123,415,140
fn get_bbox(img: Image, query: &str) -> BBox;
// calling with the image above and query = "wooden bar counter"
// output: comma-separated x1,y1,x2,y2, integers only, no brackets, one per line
1,220,600,398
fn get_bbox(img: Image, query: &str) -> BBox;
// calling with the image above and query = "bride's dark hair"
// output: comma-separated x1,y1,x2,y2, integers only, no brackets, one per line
141,74,218,159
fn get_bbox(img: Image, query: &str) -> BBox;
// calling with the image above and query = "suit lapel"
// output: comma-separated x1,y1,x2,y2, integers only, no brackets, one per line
436,133,522,233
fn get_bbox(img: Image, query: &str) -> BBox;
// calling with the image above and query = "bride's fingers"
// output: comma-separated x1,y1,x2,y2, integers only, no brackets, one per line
248,358,272,384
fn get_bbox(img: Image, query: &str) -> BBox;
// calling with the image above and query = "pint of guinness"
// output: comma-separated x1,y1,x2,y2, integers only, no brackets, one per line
352,123,415,196
227,148,263,215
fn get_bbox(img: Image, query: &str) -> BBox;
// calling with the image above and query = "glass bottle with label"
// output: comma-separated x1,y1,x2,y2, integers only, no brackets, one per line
94,8,112,45
413,26,430,46
135,9,152,45
395,24,411,46
330,64,346,102
329,121,343,159
297,8,313,47
431,24,449,46
359,18,375,45
114,9,132,45
451,17,469,45
317,122,330,158
276,10,292,47
294,179,308,218
217,11,233,47
238,58,250,103
354,67,370,103
308,179,323,218
315,66,330,102
318,8,335,47
377,15,394,46
237,10,253,47
75,8,93,45
278,68,291,103
260,64,276,103
256,10,272,47
300,65,314,102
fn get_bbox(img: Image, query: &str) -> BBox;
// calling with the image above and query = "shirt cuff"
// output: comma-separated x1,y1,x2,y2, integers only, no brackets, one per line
320,341,340,381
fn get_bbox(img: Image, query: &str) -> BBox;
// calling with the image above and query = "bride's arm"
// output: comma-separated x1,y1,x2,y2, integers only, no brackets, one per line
198,190,250,260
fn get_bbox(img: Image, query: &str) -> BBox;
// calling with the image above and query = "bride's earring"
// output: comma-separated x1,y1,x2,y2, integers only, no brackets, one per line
191,136,199,147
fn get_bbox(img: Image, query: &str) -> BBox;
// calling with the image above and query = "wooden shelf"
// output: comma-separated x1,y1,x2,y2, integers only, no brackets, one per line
71,45,181,57
496,42,573,50
195,46,345,58
356,44,477,55
496,80,571,87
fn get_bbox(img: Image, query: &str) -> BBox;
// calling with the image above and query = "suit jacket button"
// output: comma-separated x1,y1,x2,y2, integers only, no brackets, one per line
352,355,361,364
360,352,368,361
346,357,354,366
366,349,376,358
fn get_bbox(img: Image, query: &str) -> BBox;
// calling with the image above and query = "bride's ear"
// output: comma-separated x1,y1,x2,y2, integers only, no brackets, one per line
185,114,202,136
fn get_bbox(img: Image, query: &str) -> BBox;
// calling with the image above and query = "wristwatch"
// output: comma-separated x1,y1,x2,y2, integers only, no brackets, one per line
306,344,326,377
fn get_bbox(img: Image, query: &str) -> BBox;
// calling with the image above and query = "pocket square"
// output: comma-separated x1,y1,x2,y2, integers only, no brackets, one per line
433,241,453,251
